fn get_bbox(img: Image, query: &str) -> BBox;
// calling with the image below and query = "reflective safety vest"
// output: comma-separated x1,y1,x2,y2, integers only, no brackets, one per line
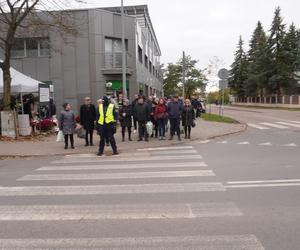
98,103,115,125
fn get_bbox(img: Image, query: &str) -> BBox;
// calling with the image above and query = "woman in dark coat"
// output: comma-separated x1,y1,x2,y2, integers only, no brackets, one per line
119,99,133,142
59,103,76,149
80,97,96,146
182,99,195,139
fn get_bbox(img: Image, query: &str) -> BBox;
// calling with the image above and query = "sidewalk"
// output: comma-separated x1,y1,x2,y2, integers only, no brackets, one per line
0,118,246,158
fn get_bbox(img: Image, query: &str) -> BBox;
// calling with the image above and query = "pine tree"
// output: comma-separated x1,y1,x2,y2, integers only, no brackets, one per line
267,7,287,95
246,21,271,96
281,23,300,94
228,36,248,97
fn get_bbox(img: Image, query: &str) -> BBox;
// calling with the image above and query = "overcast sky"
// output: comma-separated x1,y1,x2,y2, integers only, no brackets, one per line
70,0,300,90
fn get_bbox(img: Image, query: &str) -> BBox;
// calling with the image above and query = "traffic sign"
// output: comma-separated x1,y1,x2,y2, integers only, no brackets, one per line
219,80,228,89
218,68,229,80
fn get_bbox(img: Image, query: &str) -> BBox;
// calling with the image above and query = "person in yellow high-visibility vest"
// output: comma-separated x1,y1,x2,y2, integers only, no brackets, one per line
96,96,118,156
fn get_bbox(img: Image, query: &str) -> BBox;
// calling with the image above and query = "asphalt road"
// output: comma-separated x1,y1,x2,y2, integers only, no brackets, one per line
0,107,299,249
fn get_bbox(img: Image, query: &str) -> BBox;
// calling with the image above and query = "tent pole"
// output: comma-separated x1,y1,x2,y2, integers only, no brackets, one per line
20,92,24,114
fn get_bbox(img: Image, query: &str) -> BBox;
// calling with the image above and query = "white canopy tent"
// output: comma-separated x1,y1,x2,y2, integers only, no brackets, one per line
0,66,46,113
0,66,43,93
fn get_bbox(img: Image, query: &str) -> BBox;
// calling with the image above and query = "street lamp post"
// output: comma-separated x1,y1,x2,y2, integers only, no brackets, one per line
182,51,186,98
121,0,127,99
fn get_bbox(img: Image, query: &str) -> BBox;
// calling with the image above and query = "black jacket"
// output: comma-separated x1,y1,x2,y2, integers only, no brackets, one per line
119,105,133,127
134,102,150,122
80,104,96,130
182,105,195,126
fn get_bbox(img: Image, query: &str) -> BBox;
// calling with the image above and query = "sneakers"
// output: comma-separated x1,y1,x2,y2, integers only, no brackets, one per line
133,130,137,134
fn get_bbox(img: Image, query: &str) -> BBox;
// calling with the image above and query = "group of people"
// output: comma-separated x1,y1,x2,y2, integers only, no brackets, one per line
59,94,201,156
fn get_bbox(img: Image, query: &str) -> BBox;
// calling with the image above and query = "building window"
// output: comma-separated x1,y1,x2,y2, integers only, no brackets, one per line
39,38,50,56
12,37,50,58
11,38,25,58
105,37,128,68
144,55,148,69
138,46,143,64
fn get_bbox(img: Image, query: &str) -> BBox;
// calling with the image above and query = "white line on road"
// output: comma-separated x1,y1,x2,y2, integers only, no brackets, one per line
195,140,211,144
237,141,250,145
137,146,194,151
0,202,242,221
0,234,265,250
37,162,208,171
217,141,228,144
0,182,226,196
52,155,203,164
276,122,300,128
227,179,300,185
226,183,300,189
258,142,272,146
283,143,298,147
247,123,270,130
18,170,215,181
260,122,289,129
149,150,198,155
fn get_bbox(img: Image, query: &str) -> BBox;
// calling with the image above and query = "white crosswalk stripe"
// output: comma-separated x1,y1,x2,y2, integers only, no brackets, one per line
37,162,208,171
0,202,242,221
260,122,289,129
0,145,265,249
18,170,215,181
247,123,270,130
0,235,265,250
276,121,300,128
248,120,300,130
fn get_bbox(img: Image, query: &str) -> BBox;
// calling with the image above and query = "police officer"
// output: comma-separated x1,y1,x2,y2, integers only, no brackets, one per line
96,96,118,156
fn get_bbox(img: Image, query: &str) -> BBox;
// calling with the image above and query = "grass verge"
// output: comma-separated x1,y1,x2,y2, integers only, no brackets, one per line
201,113,239,124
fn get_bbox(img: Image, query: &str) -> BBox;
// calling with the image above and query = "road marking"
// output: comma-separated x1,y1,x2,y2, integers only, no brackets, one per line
227,179,300,185
52,155,203,164
0,202,242,221
283,143,298,147
0,183,226,196
217,141,228,144
149,149,198,155
18,170,215,181
258,142,272,146
260,122,288,129
237,141,250,145
37,162,208,171
137,146,194,152
276,122,300,128
226,183,300,189
247,123,269,130
195,140,211,144
289,120,300,124
0,235,265,250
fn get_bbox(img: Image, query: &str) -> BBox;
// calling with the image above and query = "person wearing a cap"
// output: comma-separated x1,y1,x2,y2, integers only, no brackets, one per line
96,96,118,156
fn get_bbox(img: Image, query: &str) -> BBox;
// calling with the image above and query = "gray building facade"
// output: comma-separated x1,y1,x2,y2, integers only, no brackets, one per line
7,5,162,113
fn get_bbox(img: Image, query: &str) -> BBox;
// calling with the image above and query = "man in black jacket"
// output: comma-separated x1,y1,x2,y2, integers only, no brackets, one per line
80,97,96,146
133,96,150,142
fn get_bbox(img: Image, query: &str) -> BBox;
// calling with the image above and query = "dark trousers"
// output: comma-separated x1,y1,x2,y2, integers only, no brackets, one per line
98,124,117,154
64,134,74,147
169,117,181,137
138,121,148,139
133,117,137,130
157,118,165,137
184,126,191,137
121,126,132,140
85,129,94,145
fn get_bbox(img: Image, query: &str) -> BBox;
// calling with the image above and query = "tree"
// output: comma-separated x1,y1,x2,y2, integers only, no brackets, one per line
228,36,248,97
163,55,207,98
0,0,80,111
245,21,271,96
267,7,287,95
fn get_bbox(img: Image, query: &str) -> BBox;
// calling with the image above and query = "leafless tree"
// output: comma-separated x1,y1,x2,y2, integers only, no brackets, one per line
0,0,83,110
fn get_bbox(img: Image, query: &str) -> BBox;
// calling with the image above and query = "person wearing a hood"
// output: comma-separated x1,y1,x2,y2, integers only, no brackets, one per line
96,96,118,156
154,98,168,140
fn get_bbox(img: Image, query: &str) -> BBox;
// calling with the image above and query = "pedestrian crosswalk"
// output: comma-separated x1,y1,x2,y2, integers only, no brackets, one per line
248,120,300,130
0,146,265,249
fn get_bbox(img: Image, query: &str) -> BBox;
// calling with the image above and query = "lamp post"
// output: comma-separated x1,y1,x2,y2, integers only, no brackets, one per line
121,0,127,99
182,51,186,98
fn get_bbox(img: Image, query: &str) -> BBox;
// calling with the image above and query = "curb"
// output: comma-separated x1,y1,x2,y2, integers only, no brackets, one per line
0,123,248,159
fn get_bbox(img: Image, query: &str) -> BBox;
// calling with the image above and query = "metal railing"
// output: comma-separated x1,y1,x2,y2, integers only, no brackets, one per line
104,52,128,69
